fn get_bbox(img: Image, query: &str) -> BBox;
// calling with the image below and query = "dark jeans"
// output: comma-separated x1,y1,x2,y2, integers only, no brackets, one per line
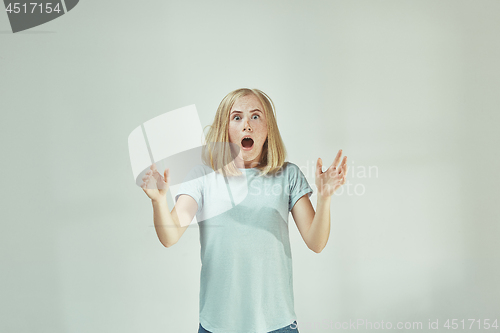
198,320,299,333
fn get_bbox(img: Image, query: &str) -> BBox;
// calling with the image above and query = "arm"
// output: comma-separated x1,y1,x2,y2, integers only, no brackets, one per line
291,194,331,253
152,194,198,248
291,150,348,253
141,164,199,248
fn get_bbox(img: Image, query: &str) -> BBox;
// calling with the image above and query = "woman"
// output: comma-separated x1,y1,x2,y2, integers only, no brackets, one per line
141,88,348,333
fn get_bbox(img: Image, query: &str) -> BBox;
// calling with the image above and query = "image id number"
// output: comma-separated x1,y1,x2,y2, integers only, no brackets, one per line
443,319,498,330
6,3,62,14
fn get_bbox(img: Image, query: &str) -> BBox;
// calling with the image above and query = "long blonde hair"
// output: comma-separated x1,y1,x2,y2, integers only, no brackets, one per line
202,88,287,176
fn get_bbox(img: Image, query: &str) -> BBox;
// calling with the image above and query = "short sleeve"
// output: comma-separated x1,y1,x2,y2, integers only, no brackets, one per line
287,162,313,212
174,165,205,215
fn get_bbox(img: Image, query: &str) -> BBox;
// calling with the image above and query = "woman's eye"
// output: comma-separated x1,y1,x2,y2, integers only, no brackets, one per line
233,116,240,121
252,115,259,119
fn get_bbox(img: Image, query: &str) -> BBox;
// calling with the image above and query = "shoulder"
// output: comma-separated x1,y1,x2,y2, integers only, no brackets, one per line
179,164,214,184
281,161,303,176
187,164,213,176
271,161,306,183
283,161,299,170
282,161,312,189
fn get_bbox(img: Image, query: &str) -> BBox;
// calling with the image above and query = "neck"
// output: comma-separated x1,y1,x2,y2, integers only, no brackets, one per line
234,155,261,169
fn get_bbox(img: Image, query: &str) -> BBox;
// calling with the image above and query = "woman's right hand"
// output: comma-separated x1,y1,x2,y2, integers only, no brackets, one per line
141,163,170,202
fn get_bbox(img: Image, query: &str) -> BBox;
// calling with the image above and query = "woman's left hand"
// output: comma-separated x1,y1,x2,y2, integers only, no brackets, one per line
315,149,348,198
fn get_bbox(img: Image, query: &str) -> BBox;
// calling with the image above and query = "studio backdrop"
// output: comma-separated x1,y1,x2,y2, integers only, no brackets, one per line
1,0,499,332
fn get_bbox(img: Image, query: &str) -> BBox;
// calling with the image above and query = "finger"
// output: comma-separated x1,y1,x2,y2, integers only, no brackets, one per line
143,170,155,180
146,177,157,189
335,156,347,174
165,169,171,185
153,170,164,183
331,149,343,169
151,163,157,171
316,158,323,177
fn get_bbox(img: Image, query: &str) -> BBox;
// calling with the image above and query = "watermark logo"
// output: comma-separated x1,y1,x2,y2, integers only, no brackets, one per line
299,159,378,196
3,0,79,33
128,105,368,227
128,105,249,227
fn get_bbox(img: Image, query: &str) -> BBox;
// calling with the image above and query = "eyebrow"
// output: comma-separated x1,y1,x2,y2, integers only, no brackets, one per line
230,109,262,115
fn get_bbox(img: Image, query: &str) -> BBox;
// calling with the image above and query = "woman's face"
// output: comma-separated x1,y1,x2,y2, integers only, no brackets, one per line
228,94,268,169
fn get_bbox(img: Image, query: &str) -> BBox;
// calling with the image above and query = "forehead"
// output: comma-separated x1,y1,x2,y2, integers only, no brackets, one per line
230,94,264,112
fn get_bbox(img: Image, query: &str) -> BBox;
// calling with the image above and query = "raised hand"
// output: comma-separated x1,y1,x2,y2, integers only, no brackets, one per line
315,149,348,198
141,163,170,202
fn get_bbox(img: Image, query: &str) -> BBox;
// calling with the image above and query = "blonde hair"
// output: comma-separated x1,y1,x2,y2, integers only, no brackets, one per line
202,88,287,176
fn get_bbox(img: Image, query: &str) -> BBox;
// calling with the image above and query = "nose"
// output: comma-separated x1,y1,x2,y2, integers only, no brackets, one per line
243,119,252,131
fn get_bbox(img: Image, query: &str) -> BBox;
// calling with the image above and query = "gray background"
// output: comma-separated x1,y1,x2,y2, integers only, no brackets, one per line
1,0,499,332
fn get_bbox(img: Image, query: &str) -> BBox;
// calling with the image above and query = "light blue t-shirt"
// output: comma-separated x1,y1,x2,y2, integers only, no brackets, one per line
175,162,313,333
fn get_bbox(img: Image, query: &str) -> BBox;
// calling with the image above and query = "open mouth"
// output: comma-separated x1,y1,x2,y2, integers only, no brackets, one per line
241,138,254,149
